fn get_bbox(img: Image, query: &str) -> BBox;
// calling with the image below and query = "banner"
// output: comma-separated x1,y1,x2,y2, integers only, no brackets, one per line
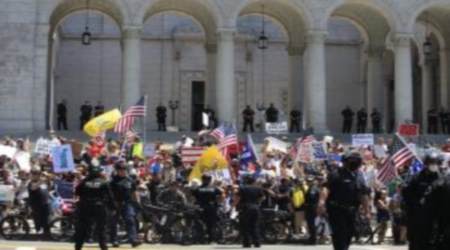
312,142,327,160
14,151,31,172
0,145,17,158
265,122,288,134
265,137,289,154
55,180,74,199
83,109,122,137
398,124,420,137
52,145,75,173
144,144,156,158
0,185,14,202
352,134,374,147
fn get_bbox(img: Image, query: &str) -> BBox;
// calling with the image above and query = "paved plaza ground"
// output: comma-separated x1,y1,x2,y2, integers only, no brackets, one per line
0,241,408,250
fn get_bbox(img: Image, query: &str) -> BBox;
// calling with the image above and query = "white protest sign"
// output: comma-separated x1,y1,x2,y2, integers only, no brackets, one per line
34,138,59,155
0,185,14,202
373,145,387,158
202,112,209,127
52,145,75,173
14,151,31,172
144,144,156,157
184,137,194,147
0,145,17,158
265,137,290,154
352,134,374,147
265,122,288,134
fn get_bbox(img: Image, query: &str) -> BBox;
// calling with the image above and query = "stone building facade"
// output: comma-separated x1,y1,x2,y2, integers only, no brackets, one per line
1,0,450,133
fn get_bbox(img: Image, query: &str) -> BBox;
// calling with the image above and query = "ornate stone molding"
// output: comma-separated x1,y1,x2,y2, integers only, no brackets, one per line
287,46,306,56
393,33,414,48
306,30,327,45
367,46,385,58
217,28,236,42
122,26,142,39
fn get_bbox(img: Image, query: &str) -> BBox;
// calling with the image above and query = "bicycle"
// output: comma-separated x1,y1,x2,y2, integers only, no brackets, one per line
0,201,31,240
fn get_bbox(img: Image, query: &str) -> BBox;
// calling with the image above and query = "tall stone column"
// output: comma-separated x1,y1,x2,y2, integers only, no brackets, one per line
121,26,142,109
421,61,433,132
205,43,217,110
216,28,235,123
288,46,304,116
367,47,385,129
35,23,51,131
394,34,414,126
304,31,327,132
440,49,449,108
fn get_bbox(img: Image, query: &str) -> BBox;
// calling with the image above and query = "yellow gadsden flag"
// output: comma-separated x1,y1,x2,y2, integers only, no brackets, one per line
189,146,228,181
83,109,122,137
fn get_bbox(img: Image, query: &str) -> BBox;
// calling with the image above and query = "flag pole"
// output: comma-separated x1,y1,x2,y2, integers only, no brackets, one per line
395,133,423,164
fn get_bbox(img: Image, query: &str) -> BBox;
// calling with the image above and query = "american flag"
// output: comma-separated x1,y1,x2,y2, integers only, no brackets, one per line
114,97,146,134
213,124,238,159
181,147,206,165
210,124,226,140
377,134,415,183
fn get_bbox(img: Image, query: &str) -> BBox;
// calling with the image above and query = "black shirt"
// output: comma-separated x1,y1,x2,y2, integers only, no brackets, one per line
76,176,114,209
110,175,136,204
193,185,221,208
239,185,264,209
326,168,368,208
57,103,67,117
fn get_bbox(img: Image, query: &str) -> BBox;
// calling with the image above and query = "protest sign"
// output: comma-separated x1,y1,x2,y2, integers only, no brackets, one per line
312,142,327,160
352,134,374,147
15,151,31,172
202,112,209,127
0,185,14,202
265,122,288,134
265,137,289,154
0,145,17,158
52,145,75,173
55,180,74,199
144,144,156,157
398,124,419,137
34,138,59,155
374,145,387,158
297,141,313,163
327,153,342,162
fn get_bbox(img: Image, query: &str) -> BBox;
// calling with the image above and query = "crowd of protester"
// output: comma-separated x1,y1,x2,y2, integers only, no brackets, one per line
0,131,448,246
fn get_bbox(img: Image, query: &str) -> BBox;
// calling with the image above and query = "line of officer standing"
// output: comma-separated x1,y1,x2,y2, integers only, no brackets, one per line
341,106,382,133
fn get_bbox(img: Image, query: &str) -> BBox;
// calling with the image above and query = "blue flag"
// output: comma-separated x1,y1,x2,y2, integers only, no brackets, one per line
410,158,424,175
240,134,258,168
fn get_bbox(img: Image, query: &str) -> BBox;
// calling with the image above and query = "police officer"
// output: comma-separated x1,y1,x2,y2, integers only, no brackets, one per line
428,108,439,134
192,174,223,243
356,108,368,133
109,161,141,247
80,101,93,130
403,151,443,250
156,104,167,131
444,110,450,134
318,152,370,250
304,175,320,245
234,175,265,248
290,109,302,133
341,106,354,133
265,103,279,123
94,101,105,117
424,161,450,250
57,100,68,130
74,163,115,250
242,105,255,132
371,108,382,133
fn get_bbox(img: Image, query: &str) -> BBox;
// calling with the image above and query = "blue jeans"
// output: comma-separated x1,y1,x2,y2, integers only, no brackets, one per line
110,203,138,243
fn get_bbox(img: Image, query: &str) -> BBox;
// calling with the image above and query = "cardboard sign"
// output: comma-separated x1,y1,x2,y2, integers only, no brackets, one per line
0,145,17,158
265,137,289,153
52,145,75,173
0,185,15,202
312,142,327,160
265,122,288,134
352,134,374,147
34,138,59,155
398,124,420,137
15,151,31,172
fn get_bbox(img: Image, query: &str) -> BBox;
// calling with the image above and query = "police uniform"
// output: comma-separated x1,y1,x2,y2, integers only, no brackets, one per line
74,167,115,250
57,102,68,130
192,178,222,243
424,172,450,250
428,109,439,134
341,107,354,133
156,105,167,131
80,103,93,130
237,177,264,248
403,153,442,250
109,165,140,247
325,153,369,250
265,104,279,123
304,177,320,245
94,103,105,117
242,106,255,132
356,108,368,133
371,109,382,133
290,109,302,133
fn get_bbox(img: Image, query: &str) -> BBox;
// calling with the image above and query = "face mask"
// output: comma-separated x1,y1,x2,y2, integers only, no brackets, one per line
429,164,439,173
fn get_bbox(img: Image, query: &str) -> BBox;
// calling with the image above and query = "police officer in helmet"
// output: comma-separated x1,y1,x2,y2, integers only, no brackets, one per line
74,161,115,250
403,150,443,250
192,174,223,243
318,151,370,250
109,161,142,248
234,174,265,248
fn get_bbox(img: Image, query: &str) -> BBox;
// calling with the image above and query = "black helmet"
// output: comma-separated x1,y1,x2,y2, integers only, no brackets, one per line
343,151,363,171
423,150,444,165
201,173,212,184
88,165,103,176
